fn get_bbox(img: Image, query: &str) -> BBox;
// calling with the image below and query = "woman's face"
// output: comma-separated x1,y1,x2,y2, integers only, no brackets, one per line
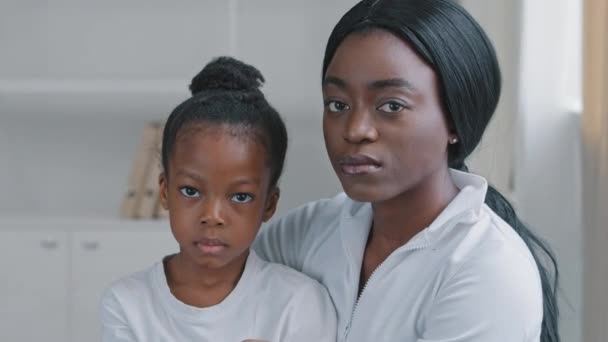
322,29,454,203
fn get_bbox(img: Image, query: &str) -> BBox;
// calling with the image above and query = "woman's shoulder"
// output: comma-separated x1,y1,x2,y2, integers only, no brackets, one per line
442,205,542,300
445,205,536,265
481,204,538,269
421,207,543,339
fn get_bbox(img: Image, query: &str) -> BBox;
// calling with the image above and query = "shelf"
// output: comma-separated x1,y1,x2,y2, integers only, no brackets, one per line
0,216,170,232
0,79,188,94
0,79,190,120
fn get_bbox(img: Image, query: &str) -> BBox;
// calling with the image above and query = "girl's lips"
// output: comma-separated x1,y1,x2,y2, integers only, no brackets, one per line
194,238,227,255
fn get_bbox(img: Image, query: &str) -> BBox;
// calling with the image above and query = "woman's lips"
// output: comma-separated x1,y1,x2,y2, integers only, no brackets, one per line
338,154,382,175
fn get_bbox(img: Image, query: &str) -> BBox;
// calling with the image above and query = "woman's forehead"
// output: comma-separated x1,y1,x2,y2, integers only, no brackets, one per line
324,29,436,89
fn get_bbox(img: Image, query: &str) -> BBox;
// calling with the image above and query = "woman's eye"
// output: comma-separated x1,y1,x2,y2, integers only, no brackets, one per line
325,100,350,113
179,186,200,198
231,193,254,203
378,101,406,113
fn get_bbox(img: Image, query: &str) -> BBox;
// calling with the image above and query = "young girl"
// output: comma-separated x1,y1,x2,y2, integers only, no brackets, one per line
100,57,337,342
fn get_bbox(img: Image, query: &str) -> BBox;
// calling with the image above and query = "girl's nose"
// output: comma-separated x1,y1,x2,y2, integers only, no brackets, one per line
199,199,225,226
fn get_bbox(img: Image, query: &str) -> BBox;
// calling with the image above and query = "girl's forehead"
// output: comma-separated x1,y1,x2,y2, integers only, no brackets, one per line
177,122,250,139
175,127,261,154
171,127,268,173
174,123,263,152
169,141,269,191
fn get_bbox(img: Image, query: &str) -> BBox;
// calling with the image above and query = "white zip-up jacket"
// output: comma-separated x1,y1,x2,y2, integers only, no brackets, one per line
253,170,543,342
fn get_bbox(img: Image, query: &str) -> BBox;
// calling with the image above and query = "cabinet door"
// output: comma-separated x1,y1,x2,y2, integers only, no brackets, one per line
70,229,177,342
0,231,69,342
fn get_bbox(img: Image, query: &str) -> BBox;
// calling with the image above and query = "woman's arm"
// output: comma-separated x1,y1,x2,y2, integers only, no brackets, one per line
253,197,334,270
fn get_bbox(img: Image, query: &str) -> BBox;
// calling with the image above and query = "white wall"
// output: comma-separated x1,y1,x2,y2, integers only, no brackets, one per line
0,0,355,217
517,1,583,341
461,1,583,341
460,0,522,197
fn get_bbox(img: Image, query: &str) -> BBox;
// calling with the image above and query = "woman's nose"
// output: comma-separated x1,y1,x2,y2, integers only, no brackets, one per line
343,109,379,144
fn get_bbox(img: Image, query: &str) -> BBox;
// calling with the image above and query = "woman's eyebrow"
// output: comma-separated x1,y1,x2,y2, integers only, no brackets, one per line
369,78,417,92
323,76,348,89
323,76,417,93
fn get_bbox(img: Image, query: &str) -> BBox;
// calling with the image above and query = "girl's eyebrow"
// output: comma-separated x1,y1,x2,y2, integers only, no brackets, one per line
231,178,261,186
176,170,261,186
175,169,203,181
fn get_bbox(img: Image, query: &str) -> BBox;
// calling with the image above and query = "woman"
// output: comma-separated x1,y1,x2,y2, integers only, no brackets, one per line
253,0,559,341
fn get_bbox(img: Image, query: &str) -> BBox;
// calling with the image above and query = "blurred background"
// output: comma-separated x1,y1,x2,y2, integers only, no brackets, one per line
1,0,606,341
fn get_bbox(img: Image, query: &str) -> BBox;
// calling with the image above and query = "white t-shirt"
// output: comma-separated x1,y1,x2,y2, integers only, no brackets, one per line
253,170,543,342
100,250,337,342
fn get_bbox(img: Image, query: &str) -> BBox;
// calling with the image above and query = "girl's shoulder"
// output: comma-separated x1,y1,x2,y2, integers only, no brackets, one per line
249,251,337,338
99,261,161,313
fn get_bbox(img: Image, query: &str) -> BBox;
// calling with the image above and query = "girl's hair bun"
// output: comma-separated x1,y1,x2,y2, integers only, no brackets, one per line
189,56,265,95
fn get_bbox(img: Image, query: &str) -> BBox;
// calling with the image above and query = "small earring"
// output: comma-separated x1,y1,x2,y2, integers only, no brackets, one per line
450,137,459,144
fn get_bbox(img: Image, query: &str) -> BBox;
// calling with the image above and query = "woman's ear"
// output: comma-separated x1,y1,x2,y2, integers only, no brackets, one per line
447,124,459,145
262,187,280,222
159,172,169,210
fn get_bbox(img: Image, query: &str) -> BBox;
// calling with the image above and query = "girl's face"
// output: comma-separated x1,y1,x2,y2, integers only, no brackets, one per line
159,126,278,270
322,29,453,203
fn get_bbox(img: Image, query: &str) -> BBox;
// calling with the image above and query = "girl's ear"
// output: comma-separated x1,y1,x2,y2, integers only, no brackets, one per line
262,187,280,222
159,172,169,210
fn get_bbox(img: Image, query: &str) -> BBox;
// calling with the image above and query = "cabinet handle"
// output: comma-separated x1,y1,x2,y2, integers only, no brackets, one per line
40,239,59,250
82,241,100,251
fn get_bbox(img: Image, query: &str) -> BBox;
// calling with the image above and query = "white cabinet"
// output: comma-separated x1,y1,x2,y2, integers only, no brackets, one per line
0,231,70,342
0,219,178,342
70,229,177,342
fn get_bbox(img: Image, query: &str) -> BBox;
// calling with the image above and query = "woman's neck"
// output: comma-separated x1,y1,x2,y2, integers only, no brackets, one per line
370,167,459,250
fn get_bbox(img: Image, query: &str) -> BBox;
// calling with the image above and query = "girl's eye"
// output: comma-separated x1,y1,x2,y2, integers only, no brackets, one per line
378,101,406,113
179,186,200,198
325,100,350,113
231,193,254,204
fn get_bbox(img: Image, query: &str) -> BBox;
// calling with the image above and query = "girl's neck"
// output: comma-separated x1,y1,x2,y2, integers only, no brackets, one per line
164,250,248,308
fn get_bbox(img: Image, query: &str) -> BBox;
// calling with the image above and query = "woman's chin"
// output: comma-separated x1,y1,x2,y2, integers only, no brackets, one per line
342,184,394,203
